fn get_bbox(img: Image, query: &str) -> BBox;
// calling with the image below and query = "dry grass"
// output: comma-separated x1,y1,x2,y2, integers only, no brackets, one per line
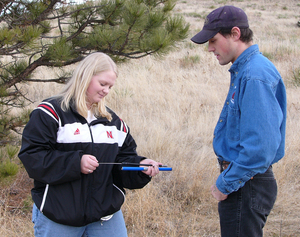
1,0,300,236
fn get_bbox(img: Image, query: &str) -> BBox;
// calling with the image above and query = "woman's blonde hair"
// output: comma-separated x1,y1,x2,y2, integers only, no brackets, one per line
58,52,118,121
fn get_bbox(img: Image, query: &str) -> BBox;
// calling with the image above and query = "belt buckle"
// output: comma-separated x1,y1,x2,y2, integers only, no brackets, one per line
218,159,230,173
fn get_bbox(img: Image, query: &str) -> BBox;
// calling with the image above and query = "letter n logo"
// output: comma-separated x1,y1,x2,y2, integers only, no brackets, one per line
107,131,113,139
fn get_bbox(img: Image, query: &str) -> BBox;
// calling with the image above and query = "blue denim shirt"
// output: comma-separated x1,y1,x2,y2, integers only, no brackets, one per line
213,44,286,195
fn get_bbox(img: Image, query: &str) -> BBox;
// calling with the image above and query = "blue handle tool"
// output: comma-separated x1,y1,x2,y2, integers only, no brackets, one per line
121,167,172,171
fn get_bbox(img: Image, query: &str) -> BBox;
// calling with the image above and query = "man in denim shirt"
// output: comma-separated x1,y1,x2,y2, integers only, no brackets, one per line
191,5,286,237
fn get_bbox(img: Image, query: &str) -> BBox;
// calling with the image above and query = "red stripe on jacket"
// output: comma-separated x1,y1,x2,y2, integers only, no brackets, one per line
38,104,59,120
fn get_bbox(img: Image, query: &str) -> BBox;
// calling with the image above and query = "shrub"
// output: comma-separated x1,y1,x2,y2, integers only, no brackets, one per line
0,159,19,177
0,144,20,179
292,66,300,86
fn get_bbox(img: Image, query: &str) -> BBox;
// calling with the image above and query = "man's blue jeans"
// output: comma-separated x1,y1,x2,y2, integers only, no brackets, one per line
32,204,128,237
218,166,277,237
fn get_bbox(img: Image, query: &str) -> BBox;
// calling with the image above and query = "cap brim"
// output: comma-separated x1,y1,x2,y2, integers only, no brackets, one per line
191,29,219,44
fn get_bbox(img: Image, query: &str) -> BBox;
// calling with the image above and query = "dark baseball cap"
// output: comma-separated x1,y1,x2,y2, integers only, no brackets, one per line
191,5,249,44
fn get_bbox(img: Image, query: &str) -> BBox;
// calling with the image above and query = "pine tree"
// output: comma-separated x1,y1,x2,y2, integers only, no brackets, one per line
0,0,189,145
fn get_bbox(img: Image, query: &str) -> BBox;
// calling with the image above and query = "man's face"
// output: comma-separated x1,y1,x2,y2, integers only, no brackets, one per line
208,33,237,65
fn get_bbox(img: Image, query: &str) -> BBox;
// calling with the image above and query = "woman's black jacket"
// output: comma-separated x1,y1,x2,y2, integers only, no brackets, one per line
18,97,151,227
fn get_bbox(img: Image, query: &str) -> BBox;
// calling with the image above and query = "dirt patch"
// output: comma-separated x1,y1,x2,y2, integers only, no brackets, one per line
0,168,33,216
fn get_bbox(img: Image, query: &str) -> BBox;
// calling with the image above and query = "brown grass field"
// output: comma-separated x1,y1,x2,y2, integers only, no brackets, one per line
1,0,300,236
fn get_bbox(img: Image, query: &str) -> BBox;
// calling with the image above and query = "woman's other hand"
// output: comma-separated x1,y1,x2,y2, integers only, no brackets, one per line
140,158,162,177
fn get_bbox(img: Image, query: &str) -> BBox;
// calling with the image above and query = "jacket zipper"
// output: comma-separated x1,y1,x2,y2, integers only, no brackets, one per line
87,123,95,221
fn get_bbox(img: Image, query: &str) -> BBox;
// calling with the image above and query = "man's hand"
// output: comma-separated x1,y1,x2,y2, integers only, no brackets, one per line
211,184,228,201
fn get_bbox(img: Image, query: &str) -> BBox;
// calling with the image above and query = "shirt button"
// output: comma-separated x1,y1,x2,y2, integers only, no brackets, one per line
231,83,234,86
226,101,229,105
220,119,223,122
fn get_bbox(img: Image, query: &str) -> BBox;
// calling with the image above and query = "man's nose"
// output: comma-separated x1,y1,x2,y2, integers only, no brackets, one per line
208,43,214,52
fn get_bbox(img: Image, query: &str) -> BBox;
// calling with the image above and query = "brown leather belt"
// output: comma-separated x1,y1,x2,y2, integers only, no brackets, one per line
217,159,258,180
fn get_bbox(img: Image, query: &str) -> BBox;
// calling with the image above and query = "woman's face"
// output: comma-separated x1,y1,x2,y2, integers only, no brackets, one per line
86,70,116,107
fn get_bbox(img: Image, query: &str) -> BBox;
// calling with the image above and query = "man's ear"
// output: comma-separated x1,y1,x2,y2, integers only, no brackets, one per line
231,27,241,41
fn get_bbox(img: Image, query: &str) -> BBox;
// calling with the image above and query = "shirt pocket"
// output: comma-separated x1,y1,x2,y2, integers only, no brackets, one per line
226,105,240,141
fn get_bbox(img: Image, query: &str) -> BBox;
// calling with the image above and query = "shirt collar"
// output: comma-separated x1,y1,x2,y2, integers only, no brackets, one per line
229,44,259,72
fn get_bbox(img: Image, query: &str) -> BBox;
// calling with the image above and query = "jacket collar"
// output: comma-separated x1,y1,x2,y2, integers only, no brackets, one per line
69,99,110,124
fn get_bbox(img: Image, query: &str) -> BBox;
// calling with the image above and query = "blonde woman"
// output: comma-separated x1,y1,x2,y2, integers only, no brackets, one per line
19,52,161,237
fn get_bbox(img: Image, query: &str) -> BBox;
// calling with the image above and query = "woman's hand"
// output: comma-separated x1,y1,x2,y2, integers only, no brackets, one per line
81,155,99,174
140,158,162,177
